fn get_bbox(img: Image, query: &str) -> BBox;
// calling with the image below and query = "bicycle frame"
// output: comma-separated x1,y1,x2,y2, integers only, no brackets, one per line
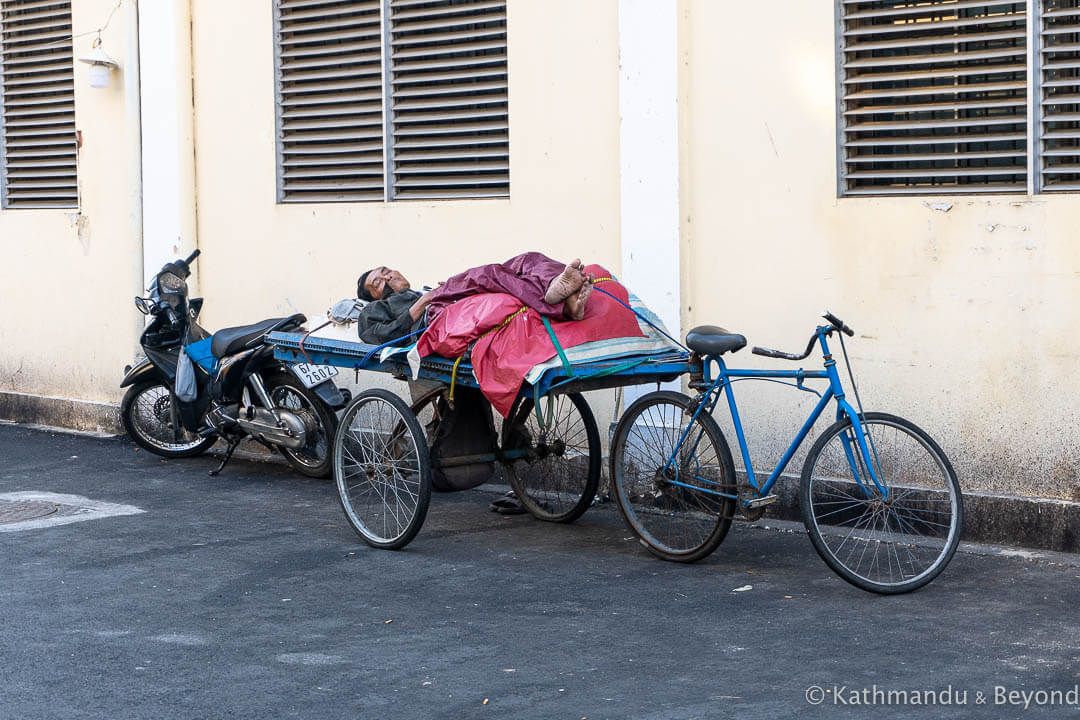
663,325,887,506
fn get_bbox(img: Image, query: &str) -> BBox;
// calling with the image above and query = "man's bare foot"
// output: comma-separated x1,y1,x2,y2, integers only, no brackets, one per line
563,275,593,321
544,259,586,304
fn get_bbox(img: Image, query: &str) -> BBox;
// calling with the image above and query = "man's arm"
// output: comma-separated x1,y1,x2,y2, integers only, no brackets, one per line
358,300,413,344
409,291,433,322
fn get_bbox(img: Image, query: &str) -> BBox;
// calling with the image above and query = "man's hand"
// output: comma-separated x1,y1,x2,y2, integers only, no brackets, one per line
409,291,434,322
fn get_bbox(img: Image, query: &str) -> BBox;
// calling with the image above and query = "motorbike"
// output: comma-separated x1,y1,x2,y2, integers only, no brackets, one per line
120,249,348,478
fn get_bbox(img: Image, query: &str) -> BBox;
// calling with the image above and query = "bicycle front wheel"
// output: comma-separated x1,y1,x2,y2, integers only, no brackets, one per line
800,412,963,594
610,391,736,563
334,389,432,550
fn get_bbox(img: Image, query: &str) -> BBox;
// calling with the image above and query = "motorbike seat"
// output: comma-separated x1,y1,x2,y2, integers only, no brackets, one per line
211,314,306,358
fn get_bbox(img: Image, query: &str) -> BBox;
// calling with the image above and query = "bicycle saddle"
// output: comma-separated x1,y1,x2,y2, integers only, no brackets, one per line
685,325,746,356
211,314,306,357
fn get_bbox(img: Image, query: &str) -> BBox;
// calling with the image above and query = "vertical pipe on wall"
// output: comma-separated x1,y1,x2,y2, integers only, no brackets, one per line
125,0,144,354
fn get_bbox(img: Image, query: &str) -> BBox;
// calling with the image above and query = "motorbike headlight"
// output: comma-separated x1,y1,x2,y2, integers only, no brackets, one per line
158,272,187,294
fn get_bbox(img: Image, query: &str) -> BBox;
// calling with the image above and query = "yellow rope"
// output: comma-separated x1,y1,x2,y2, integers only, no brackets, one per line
448,354,465,403
480,305,528,338
449,306,528,402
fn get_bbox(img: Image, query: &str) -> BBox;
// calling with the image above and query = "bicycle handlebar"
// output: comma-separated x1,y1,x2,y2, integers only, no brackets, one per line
752,333,819,361
751,311,856,360
822,310,854,337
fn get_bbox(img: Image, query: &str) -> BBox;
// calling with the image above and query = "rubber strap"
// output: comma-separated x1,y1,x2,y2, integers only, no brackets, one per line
356,327,425,369
590,285,688,352
298,319,332,365
541,315,573,375
545,357,650,394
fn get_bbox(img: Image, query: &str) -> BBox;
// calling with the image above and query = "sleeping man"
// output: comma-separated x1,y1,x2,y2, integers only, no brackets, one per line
355,252,595,346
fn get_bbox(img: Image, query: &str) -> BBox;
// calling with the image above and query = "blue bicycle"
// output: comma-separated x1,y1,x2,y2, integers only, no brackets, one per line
609,312,963,594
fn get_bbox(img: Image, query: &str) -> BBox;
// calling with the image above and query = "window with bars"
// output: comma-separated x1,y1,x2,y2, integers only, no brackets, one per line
274,0,508,202
0,0,77,209
1041,0,1080,190
836,0,1080,195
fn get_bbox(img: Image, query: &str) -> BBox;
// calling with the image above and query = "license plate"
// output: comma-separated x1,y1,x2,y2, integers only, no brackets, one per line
290,362,339,389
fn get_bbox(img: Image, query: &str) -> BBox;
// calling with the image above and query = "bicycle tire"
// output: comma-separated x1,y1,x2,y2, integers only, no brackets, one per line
334,389,432,550
610,391,736,563
501,392,601,523
800,412,963,594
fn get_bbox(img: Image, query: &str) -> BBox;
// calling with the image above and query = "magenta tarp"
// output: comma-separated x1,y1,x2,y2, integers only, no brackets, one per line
416,265,644,417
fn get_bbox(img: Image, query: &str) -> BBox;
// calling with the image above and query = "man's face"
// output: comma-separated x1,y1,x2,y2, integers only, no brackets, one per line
364,266,410,300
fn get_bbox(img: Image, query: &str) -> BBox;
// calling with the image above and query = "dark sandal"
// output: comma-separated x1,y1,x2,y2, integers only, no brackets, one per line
489,492,527,515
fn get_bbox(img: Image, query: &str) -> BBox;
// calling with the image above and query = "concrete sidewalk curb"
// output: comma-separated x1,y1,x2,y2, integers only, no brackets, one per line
735,517,1080,569
0,391,120,435
737,475,1080,554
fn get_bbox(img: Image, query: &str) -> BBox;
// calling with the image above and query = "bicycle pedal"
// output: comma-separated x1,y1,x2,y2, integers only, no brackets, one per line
742,494,778,509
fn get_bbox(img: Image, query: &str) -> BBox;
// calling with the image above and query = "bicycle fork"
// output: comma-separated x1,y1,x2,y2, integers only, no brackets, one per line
835,403,888,501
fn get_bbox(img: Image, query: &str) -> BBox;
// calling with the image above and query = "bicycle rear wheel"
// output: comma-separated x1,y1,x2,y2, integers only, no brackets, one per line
800,412,963,594
334,389,432,549
610,391,736,563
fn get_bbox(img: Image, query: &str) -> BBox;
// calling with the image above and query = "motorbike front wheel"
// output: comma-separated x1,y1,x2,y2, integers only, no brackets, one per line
264,371,338,478
120,380,217,458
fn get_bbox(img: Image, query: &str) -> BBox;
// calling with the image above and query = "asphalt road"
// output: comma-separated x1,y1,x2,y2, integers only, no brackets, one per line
1,423,1078,720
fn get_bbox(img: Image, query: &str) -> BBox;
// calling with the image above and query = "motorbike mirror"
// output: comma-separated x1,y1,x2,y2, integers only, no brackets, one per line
134,296,151,315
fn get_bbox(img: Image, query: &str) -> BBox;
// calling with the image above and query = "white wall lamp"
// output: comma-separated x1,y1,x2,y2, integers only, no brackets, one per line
78,37,119,89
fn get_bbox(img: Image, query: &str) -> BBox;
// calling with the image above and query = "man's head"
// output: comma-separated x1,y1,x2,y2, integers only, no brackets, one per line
357,266,410,301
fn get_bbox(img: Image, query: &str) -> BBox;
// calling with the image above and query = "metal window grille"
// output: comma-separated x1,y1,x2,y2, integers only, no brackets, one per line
276,0,386,202
1039,0,1080,190
837,1,1029,196
274,0,508,202
0,0,77,209
388,0,508,199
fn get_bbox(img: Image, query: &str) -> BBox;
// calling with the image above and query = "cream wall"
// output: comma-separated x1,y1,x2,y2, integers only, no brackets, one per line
6,0,1072,502
0,1,141,411
189,0,622,334
682,0,1080,500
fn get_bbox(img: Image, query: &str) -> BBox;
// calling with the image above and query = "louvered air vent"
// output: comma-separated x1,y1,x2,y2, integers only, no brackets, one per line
276,0,385,202
274,0,508,202
0,0,77,209
388,0,508,199
838,0,1028,195
1039,0,1080,191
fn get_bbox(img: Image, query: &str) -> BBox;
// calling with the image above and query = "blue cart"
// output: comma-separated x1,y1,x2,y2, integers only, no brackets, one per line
267,331,691,549
269,311,964,595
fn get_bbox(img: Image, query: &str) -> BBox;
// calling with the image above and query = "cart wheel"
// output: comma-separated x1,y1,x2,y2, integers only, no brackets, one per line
334,389,432,549
500,392,601,523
